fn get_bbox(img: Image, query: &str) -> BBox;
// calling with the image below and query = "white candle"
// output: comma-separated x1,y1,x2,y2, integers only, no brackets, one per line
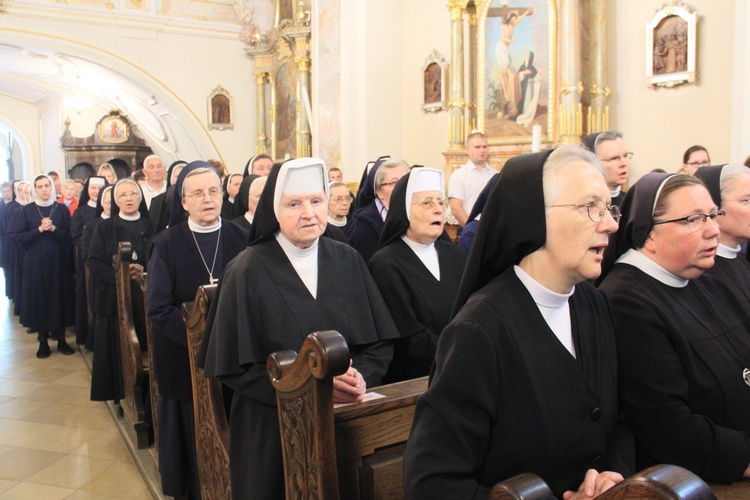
531,125,542,152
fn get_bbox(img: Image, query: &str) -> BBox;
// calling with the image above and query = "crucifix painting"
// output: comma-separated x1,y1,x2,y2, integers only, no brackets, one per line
481,0,553,141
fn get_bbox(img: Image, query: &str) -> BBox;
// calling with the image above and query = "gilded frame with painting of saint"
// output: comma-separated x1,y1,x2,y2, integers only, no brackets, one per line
477,0,557,145
208,86,233,131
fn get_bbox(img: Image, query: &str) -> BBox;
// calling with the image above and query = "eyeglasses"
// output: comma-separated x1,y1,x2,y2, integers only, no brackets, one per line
652,210,725,231
330,195,353,204
379,180,400,188
549,199,621,223
685,160,711,167
600,152,634,163
412,197,449,210
117,191,140,200
186,188,222,201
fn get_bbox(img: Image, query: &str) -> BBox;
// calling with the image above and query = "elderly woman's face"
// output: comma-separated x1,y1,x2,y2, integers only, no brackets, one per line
101,189,113,216
247,177,266,215
278,189,327,249
645,184,719,279
542,161,619,292
181,172,223,227
718,174,750,247
115,183,142,216
328,185,352,218
376,166,409,208
406,190,446,244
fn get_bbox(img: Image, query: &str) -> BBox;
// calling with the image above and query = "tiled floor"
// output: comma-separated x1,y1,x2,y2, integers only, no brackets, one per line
0,291,154,499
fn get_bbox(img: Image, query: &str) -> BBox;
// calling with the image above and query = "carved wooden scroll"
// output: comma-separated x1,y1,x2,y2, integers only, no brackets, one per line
140,273,159,467
182,284,231,500
267,330,351,500
113,242,152,449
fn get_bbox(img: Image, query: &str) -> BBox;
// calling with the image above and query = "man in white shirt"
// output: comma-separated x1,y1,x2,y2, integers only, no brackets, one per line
582,130,633,207
448,132,497,227
141,155,166,209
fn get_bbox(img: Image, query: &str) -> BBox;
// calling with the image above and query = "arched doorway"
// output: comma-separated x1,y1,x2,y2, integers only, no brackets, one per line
68,162,95,180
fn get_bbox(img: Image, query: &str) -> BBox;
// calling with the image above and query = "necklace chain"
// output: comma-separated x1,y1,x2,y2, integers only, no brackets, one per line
190,227,221,284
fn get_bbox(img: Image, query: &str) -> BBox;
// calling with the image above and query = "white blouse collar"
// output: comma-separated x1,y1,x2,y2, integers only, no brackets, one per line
188,217,221,233
617,248,689,288
717,243,741,260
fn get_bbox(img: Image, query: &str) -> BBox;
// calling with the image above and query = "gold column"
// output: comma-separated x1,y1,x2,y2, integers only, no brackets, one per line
587,0,609,134
448,1,468,150
466,4,477,132
253,72,269,154
558,0,583,144
295,54,312,158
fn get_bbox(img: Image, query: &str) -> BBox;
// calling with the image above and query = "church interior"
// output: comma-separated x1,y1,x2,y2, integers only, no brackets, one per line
0,0,749,498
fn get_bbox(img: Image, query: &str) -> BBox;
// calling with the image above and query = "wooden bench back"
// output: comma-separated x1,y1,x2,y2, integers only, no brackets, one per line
268,332,719,500
182,285,231,500
140,272,159,466
114,242,152,449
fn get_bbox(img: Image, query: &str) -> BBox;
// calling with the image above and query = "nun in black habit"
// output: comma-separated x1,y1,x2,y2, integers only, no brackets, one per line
598,172,750,484
221,173,242,219
345,157,401,263
71,176,107,345
82,185,113,352
369,167,466,383
87,179,151,401
16,175,75,358
404,146,630,498
3,181,24,299
149,160,187,235
231,174,260,231
694,164,750,308
200,158,398,499
147,162,249,499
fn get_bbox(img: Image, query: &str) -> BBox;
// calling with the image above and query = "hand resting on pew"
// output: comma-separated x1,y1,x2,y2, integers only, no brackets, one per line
128,263,144,281
563,469,624,499
333,360,367,403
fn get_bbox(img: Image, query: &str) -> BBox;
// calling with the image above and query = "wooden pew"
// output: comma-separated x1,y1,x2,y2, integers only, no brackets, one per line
140,272,159,467
113,242,152,449
268,332,718,500
182,285,231,500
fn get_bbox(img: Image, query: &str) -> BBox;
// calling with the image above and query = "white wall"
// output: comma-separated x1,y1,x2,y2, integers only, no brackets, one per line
339,0,405,182
2,7,259,174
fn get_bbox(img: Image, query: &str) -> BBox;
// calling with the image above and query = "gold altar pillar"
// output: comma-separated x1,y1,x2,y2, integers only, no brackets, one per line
587,0,609,134
466,3,477,132
559,0,583,144
448,1,468,150
253,72,269,154
295,53,312,158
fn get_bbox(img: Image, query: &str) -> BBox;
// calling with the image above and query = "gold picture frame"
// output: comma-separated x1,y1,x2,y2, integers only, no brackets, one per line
271,59,299,160
422,49,449,113
207,85,233,131
99,115,129,144
477,0,557,145
646,1,697,88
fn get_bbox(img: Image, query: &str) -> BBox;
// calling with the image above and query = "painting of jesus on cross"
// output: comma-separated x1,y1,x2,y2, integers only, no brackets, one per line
480,0,556,143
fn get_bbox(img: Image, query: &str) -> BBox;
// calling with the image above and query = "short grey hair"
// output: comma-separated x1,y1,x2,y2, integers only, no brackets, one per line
143,154,162,169
594,130,624,153
374,160,410,191
328,181,348,191
543,145,605,206
181,167,221,199
720,164,750,205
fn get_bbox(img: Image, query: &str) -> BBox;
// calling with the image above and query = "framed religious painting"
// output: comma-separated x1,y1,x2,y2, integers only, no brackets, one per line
271,59,298,160
208,85,234,130
477,0,557,145
646,1,697,88
99,114,129,144
422,49,448,113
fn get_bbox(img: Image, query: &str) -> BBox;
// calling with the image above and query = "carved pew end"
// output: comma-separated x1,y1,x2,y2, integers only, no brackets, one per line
489,473,553,499
598,464,715,500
